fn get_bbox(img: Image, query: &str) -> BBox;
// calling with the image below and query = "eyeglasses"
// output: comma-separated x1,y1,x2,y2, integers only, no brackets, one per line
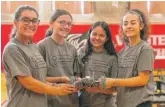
57,20,72,27
17,17,40,25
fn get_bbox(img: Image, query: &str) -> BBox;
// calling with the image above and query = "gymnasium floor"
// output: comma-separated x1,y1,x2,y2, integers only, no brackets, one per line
1,71,165,107
1,73,7,107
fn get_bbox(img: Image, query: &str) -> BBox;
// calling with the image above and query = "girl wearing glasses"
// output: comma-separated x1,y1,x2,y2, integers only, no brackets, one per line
98,9,155,107
2,5,76,107
38,9,79,107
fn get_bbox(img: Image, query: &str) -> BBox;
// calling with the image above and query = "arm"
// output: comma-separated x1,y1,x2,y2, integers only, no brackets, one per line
46,81,54,86
18,76,76,96
86,87,117,94
3,45,76,96
106,71,150,88
106,48,155,88
46,76,70,83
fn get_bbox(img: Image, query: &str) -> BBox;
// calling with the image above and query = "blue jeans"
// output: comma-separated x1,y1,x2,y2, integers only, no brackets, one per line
137,101,152,107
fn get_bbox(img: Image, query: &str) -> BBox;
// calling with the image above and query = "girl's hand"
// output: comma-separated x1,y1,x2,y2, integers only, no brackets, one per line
52,84,77,96
61,76,70,83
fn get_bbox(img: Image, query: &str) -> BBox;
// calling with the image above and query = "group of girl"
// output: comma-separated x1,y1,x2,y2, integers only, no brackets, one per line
2,5,155,107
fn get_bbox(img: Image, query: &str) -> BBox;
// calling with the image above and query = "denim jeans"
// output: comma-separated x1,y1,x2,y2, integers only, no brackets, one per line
137,101,152,107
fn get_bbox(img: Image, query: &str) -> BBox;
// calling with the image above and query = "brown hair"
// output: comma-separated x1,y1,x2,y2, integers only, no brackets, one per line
45,9,72,37
119,9,151,43
10,5,39,39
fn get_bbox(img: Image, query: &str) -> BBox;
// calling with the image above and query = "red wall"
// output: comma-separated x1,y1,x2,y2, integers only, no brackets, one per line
1,24,165,69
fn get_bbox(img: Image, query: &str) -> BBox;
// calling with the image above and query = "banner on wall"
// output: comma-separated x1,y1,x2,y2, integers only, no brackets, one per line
66,33,165,60
1,24,165,69
148,35,165,59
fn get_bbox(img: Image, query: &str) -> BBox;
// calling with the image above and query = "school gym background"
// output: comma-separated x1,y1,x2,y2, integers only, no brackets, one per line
1,1,165,107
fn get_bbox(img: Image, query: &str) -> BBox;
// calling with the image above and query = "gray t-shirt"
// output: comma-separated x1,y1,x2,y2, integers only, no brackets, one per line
2,38,47,107
117,40,155,107
38,37,79,107
78,49,118,107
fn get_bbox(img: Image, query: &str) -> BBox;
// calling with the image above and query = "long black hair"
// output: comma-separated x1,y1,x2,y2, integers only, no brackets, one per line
82,21,117,63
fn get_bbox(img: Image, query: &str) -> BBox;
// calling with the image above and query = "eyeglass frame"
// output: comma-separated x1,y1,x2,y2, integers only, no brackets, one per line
56,20,72,27
16,17,40,25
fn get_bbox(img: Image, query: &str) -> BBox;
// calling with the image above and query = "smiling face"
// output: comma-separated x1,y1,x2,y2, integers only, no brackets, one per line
122,13,143,39
14,10,39,38
50,15,72,38
90,26,107,50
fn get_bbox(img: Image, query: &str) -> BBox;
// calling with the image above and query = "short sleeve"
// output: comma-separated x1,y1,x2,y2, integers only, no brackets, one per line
137,49,155,72
37,41,46,61
3,46,31,78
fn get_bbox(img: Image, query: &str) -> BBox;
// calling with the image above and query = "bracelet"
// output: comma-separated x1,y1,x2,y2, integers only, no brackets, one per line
100,76,106,90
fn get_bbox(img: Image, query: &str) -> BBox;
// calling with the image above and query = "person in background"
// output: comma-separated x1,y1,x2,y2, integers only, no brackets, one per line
38,9,79,107
2,5,77,107
78,21,118,107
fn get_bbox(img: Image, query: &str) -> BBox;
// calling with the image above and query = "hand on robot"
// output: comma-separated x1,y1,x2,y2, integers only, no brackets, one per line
61,76,70,83
52,83,77,96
